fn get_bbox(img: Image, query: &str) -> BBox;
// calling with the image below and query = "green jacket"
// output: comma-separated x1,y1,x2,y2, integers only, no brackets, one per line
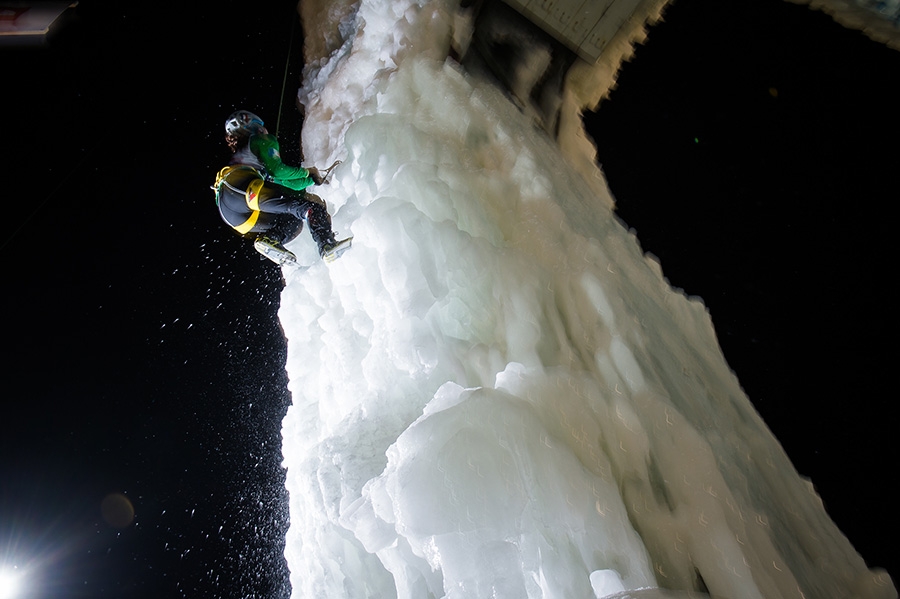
249,133,315,191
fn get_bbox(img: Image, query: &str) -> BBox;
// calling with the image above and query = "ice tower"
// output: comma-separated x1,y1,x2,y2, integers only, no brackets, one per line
276,1,898,597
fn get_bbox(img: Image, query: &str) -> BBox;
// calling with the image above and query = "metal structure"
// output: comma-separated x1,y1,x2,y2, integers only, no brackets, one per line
0,1,77,45
501,0,647,62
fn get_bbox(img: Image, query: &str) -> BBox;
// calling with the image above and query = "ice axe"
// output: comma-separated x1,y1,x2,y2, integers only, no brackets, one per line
321,160,341,182
310,160,342,185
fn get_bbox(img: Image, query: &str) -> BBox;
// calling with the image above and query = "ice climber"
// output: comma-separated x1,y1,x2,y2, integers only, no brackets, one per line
212,110,351,265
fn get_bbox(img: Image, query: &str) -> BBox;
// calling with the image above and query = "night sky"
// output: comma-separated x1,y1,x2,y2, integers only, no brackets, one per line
1,0,896,598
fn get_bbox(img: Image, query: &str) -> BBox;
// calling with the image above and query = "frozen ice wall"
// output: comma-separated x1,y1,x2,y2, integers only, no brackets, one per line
277,1,897,598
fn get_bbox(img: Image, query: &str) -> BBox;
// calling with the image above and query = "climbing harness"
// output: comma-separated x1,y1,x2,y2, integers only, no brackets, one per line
211,165,264,205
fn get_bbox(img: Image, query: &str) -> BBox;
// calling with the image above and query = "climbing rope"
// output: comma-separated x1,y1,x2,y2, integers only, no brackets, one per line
275,10,298,139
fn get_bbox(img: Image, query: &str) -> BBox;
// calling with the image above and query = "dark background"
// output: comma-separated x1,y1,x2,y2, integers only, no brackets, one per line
2,2,301,597
0,0,895,597
587,0,898,583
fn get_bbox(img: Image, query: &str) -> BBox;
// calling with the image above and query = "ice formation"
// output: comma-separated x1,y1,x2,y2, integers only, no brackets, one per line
275,0,897,597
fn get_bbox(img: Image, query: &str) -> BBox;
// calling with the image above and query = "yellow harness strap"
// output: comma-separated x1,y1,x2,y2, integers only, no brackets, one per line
246,178,265,211
233,211,260,234
212,166,234,192
232,178,266,234
212,166,265,234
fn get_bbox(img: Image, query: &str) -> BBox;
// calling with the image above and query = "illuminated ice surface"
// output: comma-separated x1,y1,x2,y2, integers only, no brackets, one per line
277,0,897,598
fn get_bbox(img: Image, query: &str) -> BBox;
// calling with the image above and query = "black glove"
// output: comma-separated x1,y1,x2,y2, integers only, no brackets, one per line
308,167,325,185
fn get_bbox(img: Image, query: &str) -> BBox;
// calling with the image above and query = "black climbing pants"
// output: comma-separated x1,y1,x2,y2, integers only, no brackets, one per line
216,167,333,248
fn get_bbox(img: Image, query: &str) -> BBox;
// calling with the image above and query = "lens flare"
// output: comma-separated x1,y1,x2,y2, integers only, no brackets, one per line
100,493,135,529
0,567,21,599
